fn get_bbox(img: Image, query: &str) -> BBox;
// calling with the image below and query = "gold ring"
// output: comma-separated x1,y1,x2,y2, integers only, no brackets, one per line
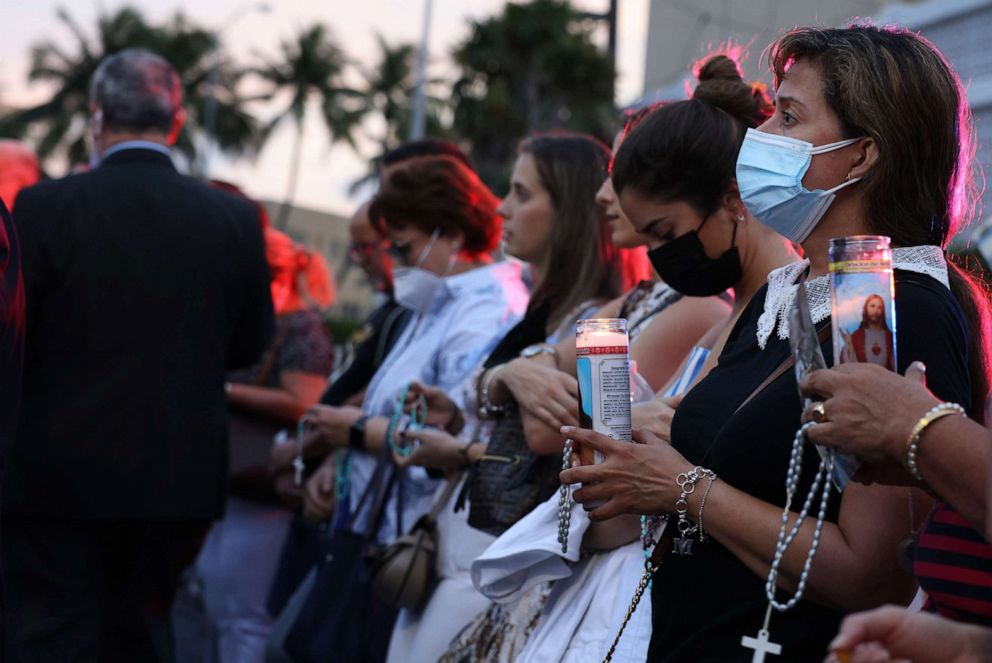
811,401,828,423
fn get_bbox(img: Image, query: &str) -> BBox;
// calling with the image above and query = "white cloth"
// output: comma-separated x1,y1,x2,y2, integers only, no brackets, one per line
756,245,949,349
387,478,496,663
519,541,650,663
472,492,589,603
472,494,651,663
349,262,530,542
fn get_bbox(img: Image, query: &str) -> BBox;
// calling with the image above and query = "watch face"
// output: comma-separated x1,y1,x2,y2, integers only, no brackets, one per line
521,344,553,358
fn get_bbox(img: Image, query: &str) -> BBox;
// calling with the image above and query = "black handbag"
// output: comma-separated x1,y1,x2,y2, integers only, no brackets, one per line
467,405,561,537
265,514,324,618
281,448,401,663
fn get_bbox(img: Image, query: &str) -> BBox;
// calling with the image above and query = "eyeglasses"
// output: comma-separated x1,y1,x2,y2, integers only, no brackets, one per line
385,240,414,265
347,241,381,261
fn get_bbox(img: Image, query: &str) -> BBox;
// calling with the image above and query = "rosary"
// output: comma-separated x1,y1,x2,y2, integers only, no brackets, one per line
386,381,428,457
741,421,835,662
330,382,429,503
294,414,312,486
557,438,574,553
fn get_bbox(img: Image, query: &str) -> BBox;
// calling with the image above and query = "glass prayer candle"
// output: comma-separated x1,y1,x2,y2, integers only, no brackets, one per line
575,318,632,510
828,235,896,488
829,235,897,370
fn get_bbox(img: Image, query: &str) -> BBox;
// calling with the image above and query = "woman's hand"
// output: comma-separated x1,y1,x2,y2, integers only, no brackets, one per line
558,426,693,521
631,394,683,442
302,457,337,522
307,404,364,451
500,358,579,429
273,469,303,510
800,362,938,468
393,427,473,469
826,605,992,663
403,381,458,429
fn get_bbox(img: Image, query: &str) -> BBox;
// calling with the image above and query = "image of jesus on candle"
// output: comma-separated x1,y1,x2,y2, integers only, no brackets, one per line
840,294,894,370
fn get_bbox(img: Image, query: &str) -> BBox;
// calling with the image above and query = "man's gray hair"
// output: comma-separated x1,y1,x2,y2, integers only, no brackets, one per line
89,49,182,134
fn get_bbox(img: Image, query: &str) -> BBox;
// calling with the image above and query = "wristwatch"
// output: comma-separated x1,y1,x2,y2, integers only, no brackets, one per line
349,415,369,450
519,342,556,359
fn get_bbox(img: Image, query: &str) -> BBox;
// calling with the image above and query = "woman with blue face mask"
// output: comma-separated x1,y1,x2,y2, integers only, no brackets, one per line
560,26,991,661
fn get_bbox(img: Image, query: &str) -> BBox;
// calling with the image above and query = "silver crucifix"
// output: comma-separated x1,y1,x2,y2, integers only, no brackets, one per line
741,629,781,663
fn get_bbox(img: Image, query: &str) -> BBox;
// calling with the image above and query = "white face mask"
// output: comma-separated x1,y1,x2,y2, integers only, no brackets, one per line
392,228,457,314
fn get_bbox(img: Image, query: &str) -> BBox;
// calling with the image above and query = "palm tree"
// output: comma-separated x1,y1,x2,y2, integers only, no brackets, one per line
255,24,365,228
451,0,616,191
0,7,259,170
348,34,450,195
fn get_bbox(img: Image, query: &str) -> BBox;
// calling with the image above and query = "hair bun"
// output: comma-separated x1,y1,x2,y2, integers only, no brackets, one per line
697,54,744,83
692,53,773,128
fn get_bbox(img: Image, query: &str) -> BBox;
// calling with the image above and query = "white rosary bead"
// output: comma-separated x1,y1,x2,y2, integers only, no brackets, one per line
765,422,835,612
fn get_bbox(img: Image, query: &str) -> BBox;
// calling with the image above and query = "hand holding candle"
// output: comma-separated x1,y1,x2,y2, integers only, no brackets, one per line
574,318,632,509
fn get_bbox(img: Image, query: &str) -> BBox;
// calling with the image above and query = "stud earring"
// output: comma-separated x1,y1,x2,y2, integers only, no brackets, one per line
735,214,745,222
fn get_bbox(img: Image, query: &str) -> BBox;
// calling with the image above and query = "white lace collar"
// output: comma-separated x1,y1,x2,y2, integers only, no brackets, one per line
756,245,949,349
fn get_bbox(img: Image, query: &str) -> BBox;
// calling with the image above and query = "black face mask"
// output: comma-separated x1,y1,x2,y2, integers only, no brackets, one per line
647,216,741,297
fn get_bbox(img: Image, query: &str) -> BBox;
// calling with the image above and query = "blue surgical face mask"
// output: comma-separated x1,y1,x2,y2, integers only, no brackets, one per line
736,128,864,243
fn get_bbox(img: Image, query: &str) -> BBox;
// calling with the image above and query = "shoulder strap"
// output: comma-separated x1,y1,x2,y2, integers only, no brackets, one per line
347,445,393,531
734,324,831,415
254,323,291,386
428,472,462,521
373,305,408,371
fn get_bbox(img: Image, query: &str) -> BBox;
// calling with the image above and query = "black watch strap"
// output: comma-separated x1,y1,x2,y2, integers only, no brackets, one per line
349,415,369,450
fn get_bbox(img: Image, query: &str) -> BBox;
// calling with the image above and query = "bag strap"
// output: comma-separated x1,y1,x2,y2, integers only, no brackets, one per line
395,465,405,537
603,524,676,662
734,323,831,415
253,322,291,387
346,444,393,532
374,306,408,371
363,463,399,542
427,473,462,521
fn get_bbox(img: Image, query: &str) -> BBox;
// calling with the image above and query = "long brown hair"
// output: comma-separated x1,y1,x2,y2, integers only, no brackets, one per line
771,24,992,420
518,132,630,332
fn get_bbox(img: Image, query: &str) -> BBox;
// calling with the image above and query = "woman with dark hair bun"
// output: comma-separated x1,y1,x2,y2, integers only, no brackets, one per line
563,25,990,661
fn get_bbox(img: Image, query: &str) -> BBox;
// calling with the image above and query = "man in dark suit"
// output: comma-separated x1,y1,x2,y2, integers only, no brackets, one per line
2,49,274,662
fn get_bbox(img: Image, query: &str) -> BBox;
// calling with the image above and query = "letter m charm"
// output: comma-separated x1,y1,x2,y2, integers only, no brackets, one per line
672,536,694,556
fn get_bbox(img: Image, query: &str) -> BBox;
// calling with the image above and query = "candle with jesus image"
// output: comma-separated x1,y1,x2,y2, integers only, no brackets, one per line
574,318,632,510
829,235,897,371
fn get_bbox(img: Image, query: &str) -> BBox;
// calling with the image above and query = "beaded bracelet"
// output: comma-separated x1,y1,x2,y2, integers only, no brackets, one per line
477,365,506,419
904,402,966,481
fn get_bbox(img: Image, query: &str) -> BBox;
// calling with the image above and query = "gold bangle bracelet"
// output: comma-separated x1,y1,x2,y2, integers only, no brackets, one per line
904,402,966,481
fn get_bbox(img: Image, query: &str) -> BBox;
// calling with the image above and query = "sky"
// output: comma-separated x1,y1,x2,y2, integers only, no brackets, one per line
0,0,649,216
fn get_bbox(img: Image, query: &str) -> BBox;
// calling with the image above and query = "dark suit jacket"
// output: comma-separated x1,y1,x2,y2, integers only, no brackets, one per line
5,148,274,520
0,199,24,463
